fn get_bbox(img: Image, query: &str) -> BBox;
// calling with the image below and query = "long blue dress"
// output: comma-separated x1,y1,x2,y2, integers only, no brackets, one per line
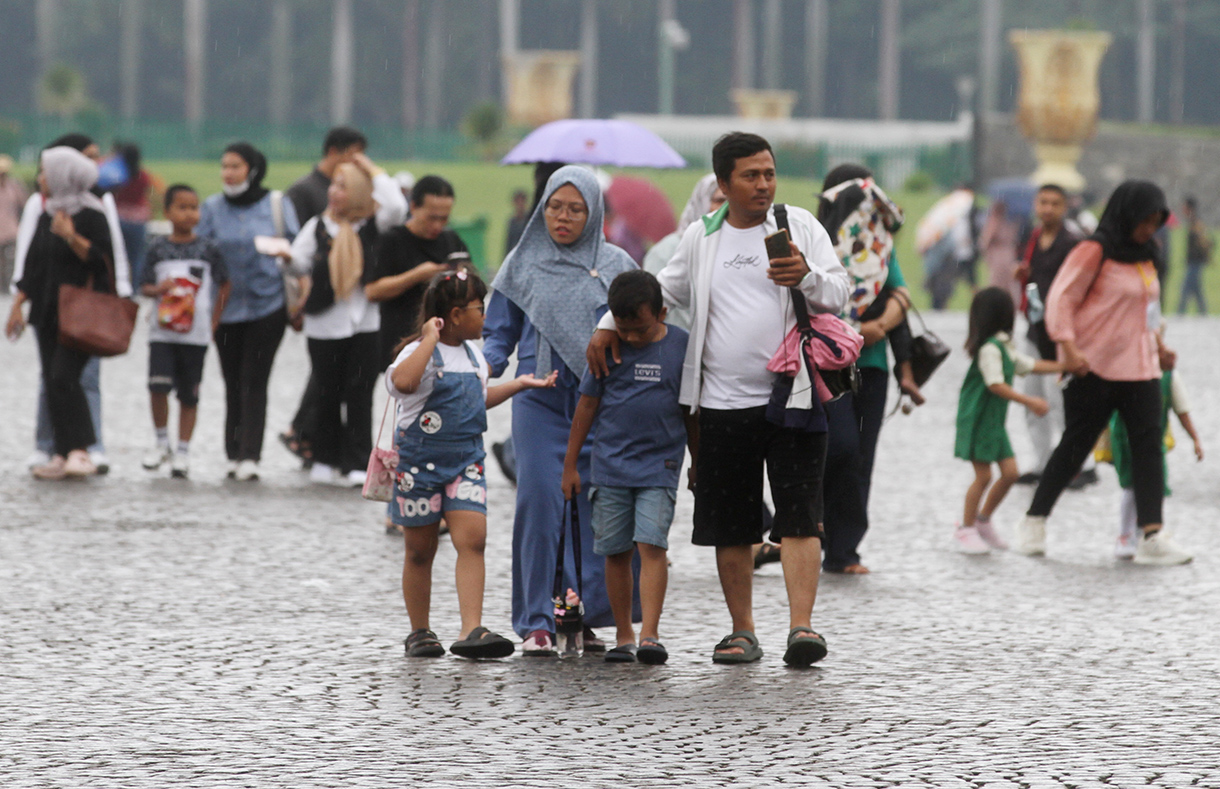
483,291,614,637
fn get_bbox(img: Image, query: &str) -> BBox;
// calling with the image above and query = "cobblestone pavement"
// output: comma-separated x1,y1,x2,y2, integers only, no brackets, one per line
2,300,1218,787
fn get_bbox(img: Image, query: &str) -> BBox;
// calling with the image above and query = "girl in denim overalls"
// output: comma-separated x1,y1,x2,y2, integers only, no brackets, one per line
386,269,556,658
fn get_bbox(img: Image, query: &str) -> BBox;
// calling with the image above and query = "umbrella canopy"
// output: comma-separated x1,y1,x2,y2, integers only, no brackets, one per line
605,176,677,244
915,188,974,255
987,177,1038,223
501,119,686,169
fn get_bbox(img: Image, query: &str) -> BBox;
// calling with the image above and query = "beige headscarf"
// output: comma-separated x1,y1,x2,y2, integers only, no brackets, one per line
327,162,376,301
42,146,105,216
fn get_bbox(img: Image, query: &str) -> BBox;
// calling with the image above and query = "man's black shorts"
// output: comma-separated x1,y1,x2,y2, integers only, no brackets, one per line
692,406,827,547
148,341,207,406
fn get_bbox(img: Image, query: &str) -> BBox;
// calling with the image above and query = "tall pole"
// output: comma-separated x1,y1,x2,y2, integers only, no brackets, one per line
331,0,354,124
499,0,519,107
804,0,828,116
1136,0,1155,123
978,0,1002,117
878,0,901,120
761,0,781,89
35,0,59,86
658,0,675,114
269,0,292,126
422,2,448,129
402,0,421,129
1169,0,1186,124
120,0,142,122
580,0,599,118
184,0,206,130
732,0,755,90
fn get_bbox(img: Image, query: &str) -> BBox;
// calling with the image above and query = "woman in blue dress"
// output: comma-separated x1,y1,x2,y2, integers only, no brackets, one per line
483,166,636,656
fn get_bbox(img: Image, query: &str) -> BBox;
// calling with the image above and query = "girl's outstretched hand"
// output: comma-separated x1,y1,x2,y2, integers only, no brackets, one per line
1026,396,1050,417
517,371,558,389
421,316,444,342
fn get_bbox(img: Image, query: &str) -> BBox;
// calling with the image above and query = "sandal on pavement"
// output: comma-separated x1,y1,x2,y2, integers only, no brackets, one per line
712,630,763,664
404,628,445,658
604,643,637,663
449,626,515,659
637,638,668,665
753,542,782,570
521,629,556,657
782,626,828,668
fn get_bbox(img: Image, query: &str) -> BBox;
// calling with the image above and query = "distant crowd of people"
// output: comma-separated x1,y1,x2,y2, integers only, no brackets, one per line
3,124,1204,667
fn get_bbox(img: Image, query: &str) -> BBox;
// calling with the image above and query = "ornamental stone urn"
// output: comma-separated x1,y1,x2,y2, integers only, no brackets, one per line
502,51,582,127
1008,29,1112,192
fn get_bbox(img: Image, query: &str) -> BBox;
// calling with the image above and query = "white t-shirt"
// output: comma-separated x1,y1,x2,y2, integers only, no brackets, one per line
385,339,489,431
700,223,787,409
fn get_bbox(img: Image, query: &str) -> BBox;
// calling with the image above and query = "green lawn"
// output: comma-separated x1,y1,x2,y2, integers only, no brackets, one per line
12,158,1213,313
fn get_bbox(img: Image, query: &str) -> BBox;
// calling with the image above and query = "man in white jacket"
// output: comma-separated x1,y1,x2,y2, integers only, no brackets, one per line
588,132,849,666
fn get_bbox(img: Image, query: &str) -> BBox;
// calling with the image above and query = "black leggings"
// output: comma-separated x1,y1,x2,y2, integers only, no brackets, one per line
36,327,95,456
307,331,380,474
1028,374,1163,526
214,309,287,461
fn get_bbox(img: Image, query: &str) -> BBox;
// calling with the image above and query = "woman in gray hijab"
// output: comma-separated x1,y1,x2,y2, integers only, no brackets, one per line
483,165,636,656
8,147,114,479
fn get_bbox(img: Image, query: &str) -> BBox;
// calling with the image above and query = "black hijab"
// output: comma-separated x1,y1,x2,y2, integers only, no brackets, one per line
222,142,270,207
1089,180,1168,264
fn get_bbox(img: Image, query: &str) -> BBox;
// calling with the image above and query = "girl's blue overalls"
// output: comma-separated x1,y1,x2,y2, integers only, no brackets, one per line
392,342,488,527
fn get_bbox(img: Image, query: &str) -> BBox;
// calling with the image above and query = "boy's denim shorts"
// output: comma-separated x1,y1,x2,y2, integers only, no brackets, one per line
589,485,676,556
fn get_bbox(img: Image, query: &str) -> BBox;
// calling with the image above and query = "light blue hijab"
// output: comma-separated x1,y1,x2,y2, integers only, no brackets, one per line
492,166,636,377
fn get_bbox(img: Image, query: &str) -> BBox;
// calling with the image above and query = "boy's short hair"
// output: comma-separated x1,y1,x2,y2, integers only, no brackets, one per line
1037,183,1067,199
411,175,456,207
323,126,367,155
164,183,197,211
712,132,773,184
608,270,663,320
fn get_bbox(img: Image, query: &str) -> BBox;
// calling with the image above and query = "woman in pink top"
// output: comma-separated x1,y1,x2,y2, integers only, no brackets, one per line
1014,181,1192,565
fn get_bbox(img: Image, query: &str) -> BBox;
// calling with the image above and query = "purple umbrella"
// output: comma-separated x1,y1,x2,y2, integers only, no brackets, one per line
501,119,686,169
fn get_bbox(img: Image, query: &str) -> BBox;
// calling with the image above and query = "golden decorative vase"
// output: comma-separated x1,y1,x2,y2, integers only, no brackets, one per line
1008,30,1112,192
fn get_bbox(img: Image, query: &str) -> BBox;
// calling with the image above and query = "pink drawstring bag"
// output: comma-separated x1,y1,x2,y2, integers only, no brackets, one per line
363,398,398,502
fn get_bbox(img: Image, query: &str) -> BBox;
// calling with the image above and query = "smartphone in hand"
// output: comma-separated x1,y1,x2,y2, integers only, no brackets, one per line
764,228,790,260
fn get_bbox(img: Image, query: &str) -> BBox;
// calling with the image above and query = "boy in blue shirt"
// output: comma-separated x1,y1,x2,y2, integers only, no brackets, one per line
562,270,691,665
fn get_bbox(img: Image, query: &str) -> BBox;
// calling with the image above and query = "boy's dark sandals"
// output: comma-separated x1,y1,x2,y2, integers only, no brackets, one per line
782,627,828,668
753,542,782,569
404,628,445,658
604,643,637,663
711,630,763,664
449,626,515,659
637,638,668,665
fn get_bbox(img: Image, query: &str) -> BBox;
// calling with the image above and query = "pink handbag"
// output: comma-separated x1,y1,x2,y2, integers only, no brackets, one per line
362,398,398,502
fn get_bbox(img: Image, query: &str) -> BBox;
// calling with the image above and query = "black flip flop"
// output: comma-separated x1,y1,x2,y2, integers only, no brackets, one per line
449,626,515,659
753,543,782,570
782,626,828,667
404,628,445,658
604,643,637,663
637,638,668,665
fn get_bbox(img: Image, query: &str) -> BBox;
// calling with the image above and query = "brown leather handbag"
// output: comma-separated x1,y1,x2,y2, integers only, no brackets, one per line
57,253,138,357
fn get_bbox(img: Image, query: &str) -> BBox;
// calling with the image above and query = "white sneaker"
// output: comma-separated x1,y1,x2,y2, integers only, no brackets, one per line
90,452,110,475
143,446,171,471
1115,533,1139,560
62,450,97,477
954,525,991,554
171,453,190,479
26,450,52,470
234,460,260,481
974,518,1009,550
226,460,239,479
346,469,367,488
1013,515,1047,556
1132,530,1193,566
309,463,336,485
